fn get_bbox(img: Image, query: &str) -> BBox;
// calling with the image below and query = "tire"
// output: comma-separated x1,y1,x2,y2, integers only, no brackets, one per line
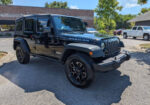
16,45,30,64
143,34,149,41
65,53,94,88
133,37,136,39
123,33,128,39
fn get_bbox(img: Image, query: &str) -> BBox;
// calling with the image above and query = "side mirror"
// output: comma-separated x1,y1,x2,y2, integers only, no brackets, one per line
84,22,88,27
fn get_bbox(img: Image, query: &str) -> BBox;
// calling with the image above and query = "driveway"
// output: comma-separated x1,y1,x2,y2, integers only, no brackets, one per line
0,37,150,105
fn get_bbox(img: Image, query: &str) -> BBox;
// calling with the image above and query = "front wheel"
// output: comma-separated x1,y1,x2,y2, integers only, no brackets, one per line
16,45,30,64
123,33,128,39
65,53,94,88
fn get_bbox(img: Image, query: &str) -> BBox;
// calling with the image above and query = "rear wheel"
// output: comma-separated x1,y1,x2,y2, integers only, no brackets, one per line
123,33,128,39
133,37,136,39
65,53,94,88
143,34,149,41
16,45,30,64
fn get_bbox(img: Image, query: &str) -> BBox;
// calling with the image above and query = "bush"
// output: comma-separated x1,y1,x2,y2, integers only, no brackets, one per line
99,30,107,34
98,30,115,36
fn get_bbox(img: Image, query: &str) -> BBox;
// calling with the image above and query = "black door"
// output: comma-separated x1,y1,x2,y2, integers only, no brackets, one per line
35,16,55,57
23,18,36,54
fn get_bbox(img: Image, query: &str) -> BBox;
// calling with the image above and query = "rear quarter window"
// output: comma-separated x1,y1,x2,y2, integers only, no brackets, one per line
25,19,34,32
16,20,23,31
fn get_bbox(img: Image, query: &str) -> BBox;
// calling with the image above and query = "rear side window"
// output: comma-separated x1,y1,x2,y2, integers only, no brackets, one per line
25,19,34,32
137,27,143,30
16,20,23,31
37,18,50,32
133,27,137,30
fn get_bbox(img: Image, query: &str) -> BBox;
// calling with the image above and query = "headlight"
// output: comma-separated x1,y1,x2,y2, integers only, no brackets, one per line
101,42,105,49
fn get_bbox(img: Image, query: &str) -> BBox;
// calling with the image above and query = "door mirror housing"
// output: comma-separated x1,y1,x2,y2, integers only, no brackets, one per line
84,22,88,27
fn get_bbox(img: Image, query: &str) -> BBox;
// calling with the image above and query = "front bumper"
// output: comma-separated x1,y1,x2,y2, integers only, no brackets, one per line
93,52,130,72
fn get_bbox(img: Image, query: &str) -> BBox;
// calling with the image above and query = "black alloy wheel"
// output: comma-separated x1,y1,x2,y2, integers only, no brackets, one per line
69,59,87,84
123,33,128,39
16,45,30,64
65,53,94,88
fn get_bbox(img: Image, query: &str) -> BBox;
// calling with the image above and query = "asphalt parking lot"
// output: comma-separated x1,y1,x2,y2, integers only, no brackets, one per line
0,37,150,105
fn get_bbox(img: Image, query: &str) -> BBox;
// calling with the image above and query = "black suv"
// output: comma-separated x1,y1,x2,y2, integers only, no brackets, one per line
13,14,130,88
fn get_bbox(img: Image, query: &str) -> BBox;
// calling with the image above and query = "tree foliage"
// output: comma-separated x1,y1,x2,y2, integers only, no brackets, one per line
0,0,13,5
95,0,122,33
0,0,12,5
45,1,68,9
138,8,150,15
115,14,136,29
138,0,148,4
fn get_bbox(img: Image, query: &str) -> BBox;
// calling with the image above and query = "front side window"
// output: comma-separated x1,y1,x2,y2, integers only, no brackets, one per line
25,19,34,32
52,16,86,33
133,27,137,30
37,18,50,32
16,20,23,31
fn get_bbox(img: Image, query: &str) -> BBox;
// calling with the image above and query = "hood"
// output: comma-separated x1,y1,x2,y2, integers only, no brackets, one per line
61,33,114,41
60,33,118,45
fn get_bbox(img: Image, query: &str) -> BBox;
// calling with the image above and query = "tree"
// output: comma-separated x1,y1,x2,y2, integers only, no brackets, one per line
45,1,68,9
138,0,148,4
141,8,150,14
95,0,122,33
0,0,13,5
115,14,136,29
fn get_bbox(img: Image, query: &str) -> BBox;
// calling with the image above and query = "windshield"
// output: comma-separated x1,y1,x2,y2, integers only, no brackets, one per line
143,26,150,30
87,28,96,31
52,16,86,33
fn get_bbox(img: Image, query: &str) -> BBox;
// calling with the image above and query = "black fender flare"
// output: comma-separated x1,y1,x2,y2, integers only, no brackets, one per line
14,38,30,54
119,41,124,47
61,43,105,63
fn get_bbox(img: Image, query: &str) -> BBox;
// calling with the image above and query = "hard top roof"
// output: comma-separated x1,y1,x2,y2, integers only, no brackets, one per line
16,14,80,21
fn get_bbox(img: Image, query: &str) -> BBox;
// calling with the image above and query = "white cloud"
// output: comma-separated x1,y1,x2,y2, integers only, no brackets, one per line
70,5,79,9
125,3,139,8
118,0,140,8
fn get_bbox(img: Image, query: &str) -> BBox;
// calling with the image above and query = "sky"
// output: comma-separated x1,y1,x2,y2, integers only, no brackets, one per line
13,0,150,15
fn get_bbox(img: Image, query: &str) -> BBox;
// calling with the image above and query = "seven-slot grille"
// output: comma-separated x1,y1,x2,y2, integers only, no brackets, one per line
103,38,120,57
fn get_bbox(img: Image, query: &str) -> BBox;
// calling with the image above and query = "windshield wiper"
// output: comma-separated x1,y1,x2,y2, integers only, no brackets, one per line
60,29,76,34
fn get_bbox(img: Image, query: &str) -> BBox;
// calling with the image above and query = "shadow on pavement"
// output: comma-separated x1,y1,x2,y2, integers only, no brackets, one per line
130,51,150,66
0,57,131,105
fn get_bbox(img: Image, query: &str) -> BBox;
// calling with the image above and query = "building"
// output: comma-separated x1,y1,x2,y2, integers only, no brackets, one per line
0,5,94,27
128,11,150,26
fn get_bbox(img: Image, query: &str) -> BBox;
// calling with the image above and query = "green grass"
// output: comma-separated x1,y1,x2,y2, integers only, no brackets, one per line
139,44,150,49
0,51,7,59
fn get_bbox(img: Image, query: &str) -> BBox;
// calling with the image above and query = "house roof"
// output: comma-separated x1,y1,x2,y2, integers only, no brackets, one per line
128,11,150,22
0,5,94,26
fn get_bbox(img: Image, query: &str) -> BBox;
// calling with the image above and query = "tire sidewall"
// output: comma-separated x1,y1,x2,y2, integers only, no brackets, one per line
16,45,30,64
65,53,94,88
144,34,149,41
123,33,127,39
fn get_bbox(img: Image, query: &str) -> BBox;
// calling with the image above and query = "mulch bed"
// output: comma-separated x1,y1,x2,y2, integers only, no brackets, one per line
0,51,8,59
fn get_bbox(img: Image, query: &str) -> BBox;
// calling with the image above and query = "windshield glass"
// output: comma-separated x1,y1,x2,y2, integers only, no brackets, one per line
143,26,150,30
52,16,86,33
87,28,96,31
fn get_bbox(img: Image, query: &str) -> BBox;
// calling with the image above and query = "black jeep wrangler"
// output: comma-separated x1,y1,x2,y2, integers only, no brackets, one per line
13,14,130,88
